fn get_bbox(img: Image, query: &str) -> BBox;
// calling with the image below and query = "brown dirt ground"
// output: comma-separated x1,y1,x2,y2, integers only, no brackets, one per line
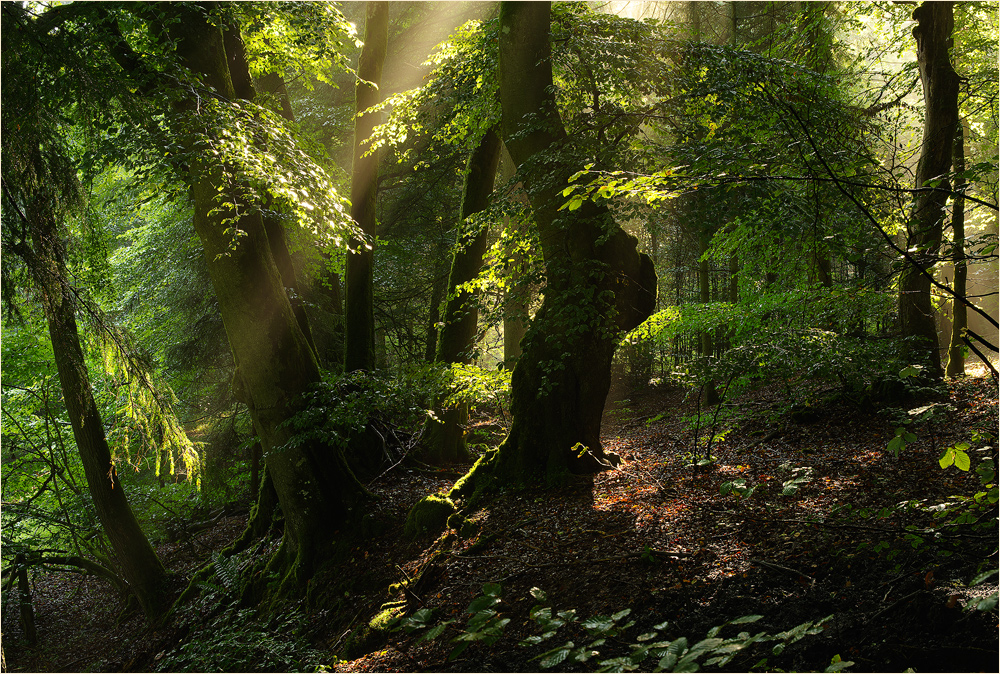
3,372,997,672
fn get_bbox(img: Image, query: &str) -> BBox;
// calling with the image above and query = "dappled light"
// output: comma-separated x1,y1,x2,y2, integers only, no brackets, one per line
2,1,997,672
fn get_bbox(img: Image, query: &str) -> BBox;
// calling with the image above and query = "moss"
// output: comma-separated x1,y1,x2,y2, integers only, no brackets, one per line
370,601,406,629
403,494,456,539
448,450,496,502
447,512,479,538
465,532,499,555
341,601,405,660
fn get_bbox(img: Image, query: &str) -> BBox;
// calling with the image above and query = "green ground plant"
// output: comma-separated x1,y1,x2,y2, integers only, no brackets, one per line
391,584,853,672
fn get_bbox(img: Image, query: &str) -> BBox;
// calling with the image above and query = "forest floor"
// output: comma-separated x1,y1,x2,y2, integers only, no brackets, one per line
3,371,998,673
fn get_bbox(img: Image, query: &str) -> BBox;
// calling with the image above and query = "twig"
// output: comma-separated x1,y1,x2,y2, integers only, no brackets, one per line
741,428,781,451
749,558,814,585
867,589,928,624
396,564,426,608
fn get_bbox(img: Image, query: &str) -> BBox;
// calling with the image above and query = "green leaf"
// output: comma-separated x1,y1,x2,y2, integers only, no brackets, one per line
939,449,955,469
467,594,500,613
539,646,573,668
955,449,971,472
973,594,998,611
419,621,452,642
482,582,502,597
970,569,998,585
825,655,854,672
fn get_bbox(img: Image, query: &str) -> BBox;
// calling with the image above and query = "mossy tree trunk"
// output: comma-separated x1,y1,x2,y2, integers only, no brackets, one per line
899,1,959,380
166,6,369,590
471,2,656,486
423,128,503,464
500,145,531,369
28,186,170,622
345,1,389,373
3,14,171,621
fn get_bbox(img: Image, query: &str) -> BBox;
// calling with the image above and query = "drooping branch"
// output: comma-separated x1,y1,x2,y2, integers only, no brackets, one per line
774,90,998,333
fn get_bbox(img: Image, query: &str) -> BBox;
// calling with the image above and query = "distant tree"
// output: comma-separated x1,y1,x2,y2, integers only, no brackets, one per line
345,1,389,373
423,128,502,464
946,120,968,377
139,3,371,592
899,1,960,379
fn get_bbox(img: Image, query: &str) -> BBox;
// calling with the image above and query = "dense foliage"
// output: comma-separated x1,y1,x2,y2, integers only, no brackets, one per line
1,1,996,671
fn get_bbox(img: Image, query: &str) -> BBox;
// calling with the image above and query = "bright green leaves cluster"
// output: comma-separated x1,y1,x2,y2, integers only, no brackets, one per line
627,286,900,402
939,443,972,471
237,2,359,89
371,19,500,161
437,363,511,411
176,98,356,251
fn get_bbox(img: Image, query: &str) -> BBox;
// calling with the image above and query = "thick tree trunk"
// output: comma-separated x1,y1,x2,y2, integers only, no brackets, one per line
256,67,344,366
500,144,531,369
167,7,369,590
425,272,447,362
459,2,655,489
946,120,967,377
899,1,959,380
30,202,169,622
423,128,503,464
345,1,389,372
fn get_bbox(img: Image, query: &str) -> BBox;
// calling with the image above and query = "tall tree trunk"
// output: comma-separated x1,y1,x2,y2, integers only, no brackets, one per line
457,2,656,493
423,128,503,464
425,271,448,363
166,6,369,592
345,1,389,372
946,119,967,377
4,7,170,619
255,70,343,366
500,144,530,369
899,1,959,380
698,233,720,405
29,194,170,622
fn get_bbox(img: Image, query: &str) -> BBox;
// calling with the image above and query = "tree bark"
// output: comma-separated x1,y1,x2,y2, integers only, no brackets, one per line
2,3,171,623
900,1,959,380
166,6,369,591
698,233,720,405
423,128,503,464
946,120,967,377
500,144,531,369
459,2,656,489
29,193,170,622
345,1,389,372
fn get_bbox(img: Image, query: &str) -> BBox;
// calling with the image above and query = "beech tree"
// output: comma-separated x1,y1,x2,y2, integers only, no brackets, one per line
899,1,960,380
946,121,968,377
454,1,656,493
1,4,169,621
345,1,389,373
128,3,372,592
423,128,503,464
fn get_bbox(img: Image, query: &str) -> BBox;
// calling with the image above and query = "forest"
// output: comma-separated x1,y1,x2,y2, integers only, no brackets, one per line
1,1,998,672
